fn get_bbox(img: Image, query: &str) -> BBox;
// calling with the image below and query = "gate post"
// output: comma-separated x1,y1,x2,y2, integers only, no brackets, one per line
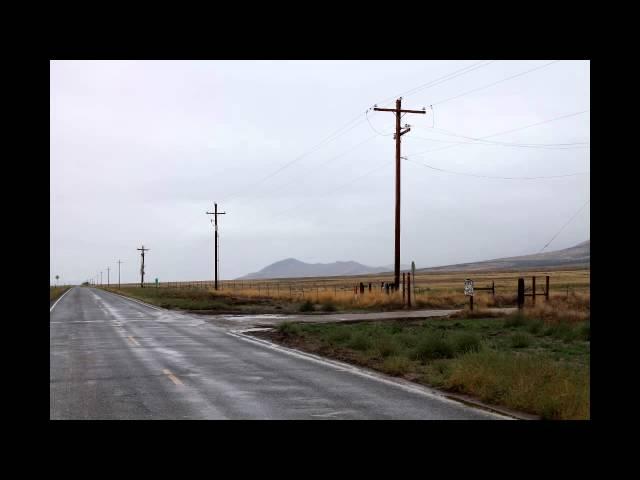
517,278,525,310
532,276,536,305
545,276,550,302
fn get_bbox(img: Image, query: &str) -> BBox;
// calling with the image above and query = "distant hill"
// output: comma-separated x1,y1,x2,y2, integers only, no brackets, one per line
237,258,409,280
237,241,589,280
416,240,590,273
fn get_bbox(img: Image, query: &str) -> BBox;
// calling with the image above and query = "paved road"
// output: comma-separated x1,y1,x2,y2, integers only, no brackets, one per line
50,287,507,420
193,307,516,330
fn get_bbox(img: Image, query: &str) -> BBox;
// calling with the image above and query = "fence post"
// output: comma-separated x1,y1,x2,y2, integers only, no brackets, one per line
545,276,550,302
517,278,525,310
402,273,406,304
469,294,474,311
407,272,412,308
532,276,536,305
492,280,495,299
368,282,371,292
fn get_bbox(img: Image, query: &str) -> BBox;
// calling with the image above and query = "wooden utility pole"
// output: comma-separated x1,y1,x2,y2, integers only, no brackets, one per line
107,267,110,288
117,260,123,289
137,245,149,288
206,203,226,290
374,98,426,289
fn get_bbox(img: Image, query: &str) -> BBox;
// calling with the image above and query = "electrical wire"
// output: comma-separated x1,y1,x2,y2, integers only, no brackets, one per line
221,113,367,203
374,60,496,107
408,133,589,149
269,160,394,223
220,61,500,205
430,60,561,106
365,109,394,136
407,110,590,158
404,157,588,180
247,134,379,202
539,200,590,253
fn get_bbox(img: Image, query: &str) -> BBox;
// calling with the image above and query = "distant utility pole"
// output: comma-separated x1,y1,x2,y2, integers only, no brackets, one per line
374,97,426,289
137,245,149,288
206,202,226,290
117,260,123,289
100,271,103,286
107,267,110,288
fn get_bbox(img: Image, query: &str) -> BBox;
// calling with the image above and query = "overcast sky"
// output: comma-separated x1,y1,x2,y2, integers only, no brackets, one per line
50,60,590,285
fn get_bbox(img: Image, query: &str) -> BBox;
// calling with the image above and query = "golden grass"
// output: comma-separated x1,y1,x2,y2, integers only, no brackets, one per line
118,268,589,311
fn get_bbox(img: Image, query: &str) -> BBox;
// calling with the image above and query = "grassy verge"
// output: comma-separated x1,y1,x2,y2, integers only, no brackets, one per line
253,306,590,420
101,286,313,314
50,286,70,302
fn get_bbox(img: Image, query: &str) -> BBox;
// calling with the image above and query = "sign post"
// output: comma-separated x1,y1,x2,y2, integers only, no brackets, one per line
411,261,416,299
464,279,474,311
155,278,159,289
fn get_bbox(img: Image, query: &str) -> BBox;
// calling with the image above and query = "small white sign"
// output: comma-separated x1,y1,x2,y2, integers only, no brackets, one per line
464,279,474,296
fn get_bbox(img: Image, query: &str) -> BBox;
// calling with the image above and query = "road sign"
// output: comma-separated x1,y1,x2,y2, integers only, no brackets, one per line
464,279,474,296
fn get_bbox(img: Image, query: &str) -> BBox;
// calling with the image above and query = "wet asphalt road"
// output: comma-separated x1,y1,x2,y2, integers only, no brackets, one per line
50,287,506,420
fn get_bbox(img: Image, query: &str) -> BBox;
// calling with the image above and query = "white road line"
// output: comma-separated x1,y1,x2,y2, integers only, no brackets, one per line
227,329,513,420
50,287,73,312
95,288,164,311
162,369,183,386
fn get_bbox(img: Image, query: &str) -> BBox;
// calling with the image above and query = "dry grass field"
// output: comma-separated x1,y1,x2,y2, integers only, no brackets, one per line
116,268,589,312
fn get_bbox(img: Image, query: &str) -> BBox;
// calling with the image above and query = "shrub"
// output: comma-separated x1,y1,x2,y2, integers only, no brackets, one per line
348,333,372,351
277,322,299,336
579,322,590,341
381,356,413,376
510,333,531,348
327,329,351,344
373,335,399,358
528,320,544,335
413,334,455,361
321,301,337,312
504,313,527,328
299,300,314,312
452,333,482,354
544,323,578,343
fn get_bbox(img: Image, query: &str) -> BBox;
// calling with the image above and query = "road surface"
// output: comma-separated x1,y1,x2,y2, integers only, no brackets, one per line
50,287,507,420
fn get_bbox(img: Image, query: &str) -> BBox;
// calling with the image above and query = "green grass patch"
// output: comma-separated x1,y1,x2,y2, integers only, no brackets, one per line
259,315,589,420
299,300,314,312
50,286,70,302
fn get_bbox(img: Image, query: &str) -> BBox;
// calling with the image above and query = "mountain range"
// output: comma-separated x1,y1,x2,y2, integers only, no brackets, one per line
236,240,590,280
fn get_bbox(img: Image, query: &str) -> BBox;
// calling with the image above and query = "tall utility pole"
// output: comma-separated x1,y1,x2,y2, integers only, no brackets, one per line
100,271,103,286
206,203,226,290
117,260,123,289
137,245,149,288
374,97,426,289
107,267,110,288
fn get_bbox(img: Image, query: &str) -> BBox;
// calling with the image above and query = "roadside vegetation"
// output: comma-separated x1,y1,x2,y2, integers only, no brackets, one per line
50,286,70,302
105,268,588,314
256,294,590,420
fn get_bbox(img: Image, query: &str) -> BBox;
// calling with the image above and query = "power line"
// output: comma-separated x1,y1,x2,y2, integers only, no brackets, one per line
409,132,589,149
539,199,590,253
404,157,589,180
270,160,394,223
407,109,590,158
221,61,499,205
253,134,379,201
221,113,367,204
375,60,496,107
415,125,590,148
430,60,561,106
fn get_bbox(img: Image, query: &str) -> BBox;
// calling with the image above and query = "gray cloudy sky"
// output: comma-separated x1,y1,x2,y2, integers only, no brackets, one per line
50,60,590,285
